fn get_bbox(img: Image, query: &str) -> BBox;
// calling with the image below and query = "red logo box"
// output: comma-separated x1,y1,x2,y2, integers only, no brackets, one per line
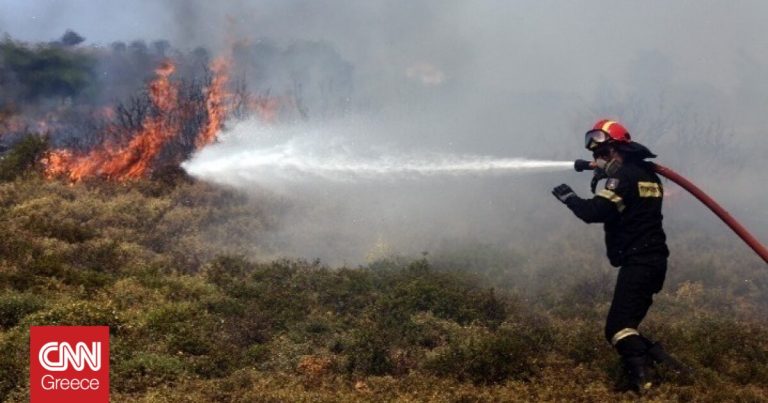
30,326,110,403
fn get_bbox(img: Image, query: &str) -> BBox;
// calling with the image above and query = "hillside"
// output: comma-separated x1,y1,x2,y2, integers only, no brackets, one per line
1,162,767,401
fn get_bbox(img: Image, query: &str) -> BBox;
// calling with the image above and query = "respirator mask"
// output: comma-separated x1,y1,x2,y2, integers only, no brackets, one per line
589,147,622,193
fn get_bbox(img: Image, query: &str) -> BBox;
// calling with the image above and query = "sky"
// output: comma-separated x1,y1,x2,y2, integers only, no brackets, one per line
2,1,767,95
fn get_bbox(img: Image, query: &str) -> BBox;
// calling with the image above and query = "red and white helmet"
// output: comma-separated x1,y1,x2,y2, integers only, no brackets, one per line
585,119,631,151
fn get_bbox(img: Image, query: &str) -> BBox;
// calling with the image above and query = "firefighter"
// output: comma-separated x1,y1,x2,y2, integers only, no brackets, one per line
551,119,688,393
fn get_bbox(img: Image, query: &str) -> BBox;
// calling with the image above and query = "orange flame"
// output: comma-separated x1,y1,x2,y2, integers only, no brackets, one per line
99,60,179,180
41,52,296,182
44,57,237,182
250,96,281,124
195,57,231,149
45,60,181,181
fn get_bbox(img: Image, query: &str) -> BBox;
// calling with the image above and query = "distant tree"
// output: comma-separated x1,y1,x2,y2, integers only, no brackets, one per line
60,30,85,47
152,40,171,57
0,38,97,100
111,41,127,53
129,40,148,56
192,46,209,65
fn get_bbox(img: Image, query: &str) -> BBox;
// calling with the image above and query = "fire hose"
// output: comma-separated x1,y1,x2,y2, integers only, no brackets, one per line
574,159,768,264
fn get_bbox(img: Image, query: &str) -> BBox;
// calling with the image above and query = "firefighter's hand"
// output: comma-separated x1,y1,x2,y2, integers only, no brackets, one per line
552,184,576,204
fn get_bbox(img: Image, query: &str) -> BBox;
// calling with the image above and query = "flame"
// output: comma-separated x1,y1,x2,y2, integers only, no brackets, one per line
45,60,180,181
250,96,281,124
195,57,231,149
42,149,74,178
40,52,297,182
98,60,180,180
96,61,179,180
44,57,237,182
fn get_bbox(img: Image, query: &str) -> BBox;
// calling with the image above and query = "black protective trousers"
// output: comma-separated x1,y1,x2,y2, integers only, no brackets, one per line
604,257,667,358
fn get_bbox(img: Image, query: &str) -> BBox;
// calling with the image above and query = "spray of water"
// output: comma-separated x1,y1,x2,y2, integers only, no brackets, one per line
180,120,575,264
182,123,572,186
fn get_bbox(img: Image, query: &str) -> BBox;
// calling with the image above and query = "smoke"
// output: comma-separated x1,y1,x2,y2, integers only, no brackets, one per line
180,119,578,264
2,1,767,262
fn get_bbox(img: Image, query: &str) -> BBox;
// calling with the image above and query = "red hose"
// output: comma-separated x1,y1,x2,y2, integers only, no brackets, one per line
651,163,768,264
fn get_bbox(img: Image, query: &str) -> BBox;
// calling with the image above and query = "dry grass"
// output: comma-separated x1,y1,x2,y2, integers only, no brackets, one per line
1,170,767,402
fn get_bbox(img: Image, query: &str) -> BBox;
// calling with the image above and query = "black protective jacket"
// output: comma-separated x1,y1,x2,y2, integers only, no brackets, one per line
565,160,670,267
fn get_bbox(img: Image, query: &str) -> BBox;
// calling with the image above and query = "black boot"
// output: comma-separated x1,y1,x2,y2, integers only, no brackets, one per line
616,356,653,394
647,342,694,381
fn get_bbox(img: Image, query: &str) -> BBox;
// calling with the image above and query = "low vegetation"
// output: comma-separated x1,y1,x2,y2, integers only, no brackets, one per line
1,140,767,402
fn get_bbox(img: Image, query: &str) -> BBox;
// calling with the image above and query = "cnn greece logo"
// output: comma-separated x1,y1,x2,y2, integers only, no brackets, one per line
39,341,101,371
30,326,110,403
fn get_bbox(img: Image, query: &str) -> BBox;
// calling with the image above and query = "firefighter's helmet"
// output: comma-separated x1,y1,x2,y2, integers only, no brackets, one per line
584,119,657,159
585,119,631,151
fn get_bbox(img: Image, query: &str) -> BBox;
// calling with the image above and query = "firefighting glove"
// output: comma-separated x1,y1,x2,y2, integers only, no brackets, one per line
552,184,576,204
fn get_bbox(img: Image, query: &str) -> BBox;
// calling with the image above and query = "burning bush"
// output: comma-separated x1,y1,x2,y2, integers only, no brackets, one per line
2,34,352,183
43,58,230,181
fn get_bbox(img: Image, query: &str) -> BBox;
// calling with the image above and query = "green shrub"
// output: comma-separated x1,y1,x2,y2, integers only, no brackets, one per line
70,239,126,272
23,213,96,243
0,330,28,401
0,135,48,182
112,352,186,393
345,324,395,376
145,302,216,356
21,300,123,332
425,323,540,384
245,344,270,363
204,255,254,290
552,319,611,365
665,316,768,385
373,260,510,327
0,170,766,401
0,291,46,329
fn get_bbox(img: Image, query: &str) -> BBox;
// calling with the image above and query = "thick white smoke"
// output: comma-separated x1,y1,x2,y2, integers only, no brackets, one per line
10,0,759,261
181,118,576,264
